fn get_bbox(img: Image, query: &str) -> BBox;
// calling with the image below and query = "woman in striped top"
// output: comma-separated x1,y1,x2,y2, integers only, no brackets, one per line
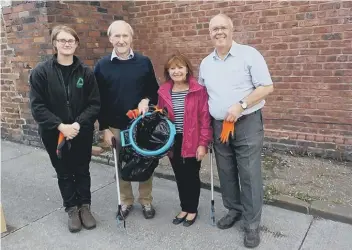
158,53,212,227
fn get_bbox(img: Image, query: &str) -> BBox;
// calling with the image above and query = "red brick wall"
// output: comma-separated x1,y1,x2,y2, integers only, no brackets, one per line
1,2,50,146
1,1,351,160
1,1,129,146
45,1,129,67
128,1,352,160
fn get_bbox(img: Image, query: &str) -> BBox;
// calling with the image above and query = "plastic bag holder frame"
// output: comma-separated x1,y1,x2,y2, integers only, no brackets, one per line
120,112,176,157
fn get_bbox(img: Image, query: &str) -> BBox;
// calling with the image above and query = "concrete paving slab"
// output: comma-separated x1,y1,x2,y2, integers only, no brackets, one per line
2,171,313,250
1,143,115,234
1,141,35,162
1,148,62,234
6,141,352,250
300,219,352,250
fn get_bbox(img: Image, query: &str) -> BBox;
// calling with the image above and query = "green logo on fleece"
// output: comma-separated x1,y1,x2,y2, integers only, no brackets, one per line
76,77,84,88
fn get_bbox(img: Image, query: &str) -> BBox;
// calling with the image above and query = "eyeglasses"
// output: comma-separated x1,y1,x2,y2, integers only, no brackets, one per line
211,26,229,33
56,39,77,45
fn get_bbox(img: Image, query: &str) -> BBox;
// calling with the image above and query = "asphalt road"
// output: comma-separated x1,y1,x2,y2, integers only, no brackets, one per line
1,141,352,250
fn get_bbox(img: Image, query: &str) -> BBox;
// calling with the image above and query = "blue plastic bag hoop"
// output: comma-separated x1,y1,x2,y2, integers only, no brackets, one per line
120,112,176,157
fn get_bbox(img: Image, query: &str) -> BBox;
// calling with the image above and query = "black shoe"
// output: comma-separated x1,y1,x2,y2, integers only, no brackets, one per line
172,213,187,225
117,204,133,220
183,213,197,227
216,212,241,230
244,228,260,248
142,204,156,219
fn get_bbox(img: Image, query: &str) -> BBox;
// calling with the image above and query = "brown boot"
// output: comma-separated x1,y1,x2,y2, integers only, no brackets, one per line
79,204,96,229
67,206,82,233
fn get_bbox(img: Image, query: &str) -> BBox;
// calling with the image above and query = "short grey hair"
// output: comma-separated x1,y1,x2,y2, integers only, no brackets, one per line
107,20,134,37
209,14,234,30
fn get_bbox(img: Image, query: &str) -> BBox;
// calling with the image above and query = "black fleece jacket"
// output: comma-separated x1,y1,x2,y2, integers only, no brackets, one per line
29,55,100,132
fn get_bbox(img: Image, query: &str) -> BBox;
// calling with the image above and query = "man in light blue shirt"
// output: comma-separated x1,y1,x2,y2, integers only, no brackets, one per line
199,14,274,249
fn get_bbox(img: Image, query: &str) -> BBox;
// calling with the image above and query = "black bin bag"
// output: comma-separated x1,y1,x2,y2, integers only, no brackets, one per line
119,107,174,182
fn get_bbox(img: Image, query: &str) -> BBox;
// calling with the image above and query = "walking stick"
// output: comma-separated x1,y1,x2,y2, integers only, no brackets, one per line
111,137,126,229
209,143,215,226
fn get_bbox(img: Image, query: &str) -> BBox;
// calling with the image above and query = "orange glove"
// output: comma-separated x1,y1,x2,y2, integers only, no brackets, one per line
153,106,163,113
126,109,140,119
56,132,71,159
127,106,164,119
219,121,235,143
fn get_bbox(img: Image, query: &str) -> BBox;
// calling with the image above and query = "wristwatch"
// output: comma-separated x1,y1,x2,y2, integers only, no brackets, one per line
239,100,248,110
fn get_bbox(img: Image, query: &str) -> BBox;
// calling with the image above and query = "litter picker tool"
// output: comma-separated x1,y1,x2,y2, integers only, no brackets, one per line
111,137,126,229
209,143,215,226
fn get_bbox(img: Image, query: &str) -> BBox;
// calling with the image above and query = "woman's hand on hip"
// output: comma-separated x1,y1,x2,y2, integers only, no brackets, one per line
196,146,207,161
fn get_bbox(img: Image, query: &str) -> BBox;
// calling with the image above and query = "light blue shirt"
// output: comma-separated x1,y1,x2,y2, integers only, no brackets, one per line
111,49,134,61
199,41,273,120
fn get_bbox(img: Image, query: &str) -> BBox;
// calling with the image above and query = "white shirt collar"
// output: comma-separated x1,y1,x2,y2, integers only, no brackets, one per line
212,41,237,60
111,49,134,61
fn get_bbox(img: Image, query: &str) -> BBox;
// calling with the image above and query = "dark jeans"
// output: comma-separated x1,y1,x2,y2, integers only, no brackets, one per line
40,128,93,210
212,109,264,230
169,134,201,213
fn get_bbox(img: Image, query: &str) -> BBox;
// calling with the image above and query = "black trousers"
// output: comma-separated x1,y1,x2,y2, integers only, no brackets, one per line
40,128,93,210
169,134,201,213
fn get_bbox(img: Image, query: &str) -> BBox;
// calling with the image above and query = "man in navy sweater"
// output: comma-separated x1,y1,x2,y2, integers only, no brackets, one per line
94,20,159,219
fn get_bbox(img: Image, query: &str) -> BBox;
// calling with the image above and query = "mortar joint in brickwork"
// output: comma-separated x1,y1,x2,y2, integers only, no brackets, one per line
1,1,351,160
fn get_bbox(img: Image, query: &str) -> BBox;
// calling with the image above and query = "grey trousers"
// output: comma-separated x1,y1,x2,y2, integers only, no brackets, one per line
212,110,264,230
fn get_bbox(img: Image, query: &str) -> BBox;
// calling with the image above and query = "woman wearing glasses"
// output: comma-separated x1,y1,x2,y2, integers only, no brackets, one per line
29,25,100,233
